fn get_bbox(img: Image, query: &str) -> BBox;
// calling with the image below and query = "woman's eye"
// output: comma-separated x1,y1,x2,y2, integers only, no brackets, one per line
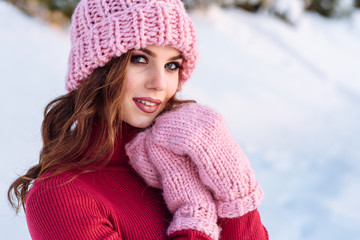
165,62,182,71
131,55,147,64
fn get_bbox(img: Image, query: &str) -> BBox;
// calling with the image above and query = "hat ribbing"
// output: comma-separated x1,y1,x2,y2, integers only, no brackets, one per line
66,0,199,92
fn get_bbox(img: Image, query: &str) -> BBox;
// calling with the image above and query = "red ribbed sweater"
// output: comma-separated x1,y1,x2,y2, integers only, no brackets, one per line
26,124,268,239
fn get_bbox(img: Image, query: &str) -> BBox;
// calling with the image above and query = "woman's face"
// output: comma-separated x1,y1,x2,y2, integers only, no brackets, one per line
122,45,182,128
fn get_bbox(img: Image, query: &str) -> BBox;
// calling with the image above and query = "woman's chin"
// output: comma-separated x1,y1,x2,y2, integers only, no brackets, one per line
124,118,154,129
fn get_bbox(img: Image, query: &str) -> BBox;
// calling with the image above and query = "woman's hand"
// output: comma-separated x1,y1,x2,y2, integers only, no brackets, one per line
142,103,264,218
126,129,220,240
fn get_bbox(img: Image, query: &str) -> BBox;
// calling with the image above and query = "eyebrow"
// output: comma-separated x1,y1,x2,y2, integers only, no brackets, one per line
139,48,183,61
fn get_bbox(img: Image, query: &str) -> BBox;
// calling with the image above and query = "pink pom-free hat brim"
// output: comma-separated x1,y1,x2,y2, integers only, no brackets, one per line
66,0,199,92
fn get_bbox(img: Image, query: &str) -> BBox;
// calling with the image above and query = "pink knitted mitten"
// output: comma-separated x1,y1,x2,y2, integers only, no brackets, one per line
126,131,220,240
144,103,264,218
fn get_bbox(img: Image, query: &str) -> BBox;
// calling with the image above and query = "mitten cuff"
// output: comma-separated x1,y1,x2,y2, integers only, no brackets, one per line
168,204,220,240
217,183,264,218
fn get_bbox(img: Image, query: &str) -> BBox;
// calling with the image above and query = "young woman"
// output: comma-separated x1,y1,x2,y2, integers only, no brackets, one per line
8,0,268,239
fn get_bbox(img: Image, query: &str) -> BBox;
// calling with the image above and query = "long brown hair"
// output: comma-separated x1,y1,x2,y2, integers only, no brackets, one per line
8,51,194,213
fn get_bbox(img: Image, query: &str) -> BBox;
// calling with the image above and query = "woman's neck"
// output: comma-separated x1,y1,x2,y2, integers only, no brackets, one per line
86,121,141,167
110,123,140,165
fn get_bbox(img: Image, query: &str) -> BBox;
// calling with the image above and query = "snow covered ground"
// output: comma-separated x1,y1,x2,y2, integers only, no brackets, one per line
1,2,359,239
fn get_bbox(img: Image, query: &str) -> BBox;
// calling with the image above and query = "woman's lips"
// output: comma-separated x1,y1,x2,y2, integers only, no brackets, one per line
133,97,162,114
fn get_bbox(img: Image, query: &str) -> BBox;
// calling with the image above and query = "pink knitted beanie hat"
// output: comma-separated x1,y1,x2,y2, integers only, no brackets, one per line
65,0,199,92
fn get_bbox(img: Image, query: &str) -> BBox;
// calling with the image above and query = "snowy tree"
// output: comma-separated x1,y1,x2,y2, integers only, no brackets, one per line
233,0,270,12
308,0,356,17
182,0,214,10
214,0,270,12
270,0,305,24
41,0,78,17
5,0,360,27
7,0,78,17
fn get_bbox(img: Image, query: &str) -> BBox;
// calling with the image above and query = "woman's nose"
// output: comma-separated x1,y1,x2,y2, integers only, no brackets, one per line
145,67,167,91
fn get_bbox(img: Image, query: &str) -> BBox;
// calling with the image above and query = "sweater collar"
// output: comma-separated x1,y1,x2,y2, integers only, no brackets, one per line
110,123,140,165
88,121,141,166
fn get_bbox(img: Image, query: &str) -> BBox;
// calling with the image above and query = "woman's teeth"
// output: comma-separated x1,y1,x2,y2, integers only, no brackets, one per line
135,99,157,106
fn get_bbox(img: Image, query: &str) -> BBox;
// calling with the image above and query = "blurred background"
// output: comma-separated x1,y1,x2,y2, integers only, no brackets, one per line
1,0,359,239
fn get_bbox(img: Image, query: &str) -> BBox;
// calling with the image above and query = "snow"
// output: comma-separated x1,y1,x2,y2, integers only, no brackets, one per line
272,0,305,23
338,0,356,12
1,1,359,239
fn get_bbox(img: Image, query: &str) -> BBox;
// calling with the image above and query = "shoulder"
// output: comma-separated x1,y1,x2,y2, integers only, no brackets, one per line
27,170,79,197
25,171,112,239
26,171,99,216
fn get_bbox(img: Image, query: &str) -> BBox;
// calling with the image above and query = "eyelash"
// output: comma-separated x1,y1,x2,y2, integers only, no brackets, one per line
130,55,182,71
166,62,182,71
131,55,148,64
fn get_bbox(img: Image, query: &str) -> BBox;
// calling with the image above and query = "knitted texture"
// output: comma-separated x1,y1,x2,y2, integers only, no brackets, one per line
26,123,216,240
26,124,171,239
25,122,268,239
66,0,198,92
218,210,269,239
126,131,220,240
126,103,264,219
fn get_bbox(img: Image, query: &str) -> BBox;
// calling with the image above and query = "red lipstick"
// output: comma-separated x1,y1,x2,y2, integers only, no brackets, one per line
133,97,162,114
